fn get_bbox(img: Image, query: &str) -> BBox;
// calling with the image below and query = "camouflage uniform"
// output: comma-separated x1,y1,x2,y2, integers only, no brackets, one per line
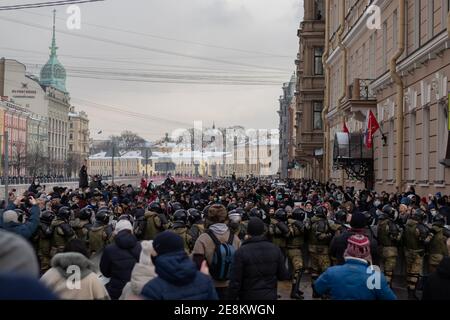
287,217,306,274
403,219,430,294
428,225,450,273
142,211,168,240
188,222,205,251
268,218,289,253
88,223,114,256
308,215,332,282
50,218,76,257
33,222,53,274
169,222,191,253
70,218,91,246
377,218,402,286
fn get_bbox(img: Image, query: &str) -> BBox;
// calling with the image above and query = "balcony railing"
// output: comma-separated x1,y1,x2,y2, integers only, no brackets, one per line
347,78,375,100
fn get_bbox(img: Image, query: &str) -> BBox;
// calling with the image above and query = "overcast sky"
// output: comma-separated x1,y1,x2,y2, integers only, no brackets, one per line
0,0,303,141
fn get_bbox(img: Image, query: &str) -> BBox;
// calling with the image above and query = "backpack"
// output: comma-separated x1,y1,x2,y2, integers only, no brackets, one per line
206,229,236,281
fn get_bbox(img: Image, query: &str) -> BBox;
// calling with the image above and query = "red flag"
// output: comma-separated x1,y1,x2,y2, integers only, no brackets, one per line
365,110,380,148
343,121,349,133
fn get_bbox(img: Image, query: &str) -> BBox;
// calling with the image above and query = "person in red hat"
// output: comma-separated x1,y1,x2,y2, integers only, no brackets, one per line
314,234,396,300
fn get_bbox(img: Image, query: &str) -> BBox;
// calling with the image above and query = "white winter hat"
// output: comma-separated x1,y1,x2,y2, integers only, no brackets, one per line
3,210,19,224
115,219,133,234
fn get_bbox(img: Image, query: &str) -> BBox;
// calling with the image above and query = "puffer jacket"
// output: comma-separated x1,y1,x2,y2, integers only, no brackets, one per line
99,230,141,299
1,205,40,239
228,235,289,300
314,257,396,300
422,257,450,300
40,252,109,300
141,251,218,300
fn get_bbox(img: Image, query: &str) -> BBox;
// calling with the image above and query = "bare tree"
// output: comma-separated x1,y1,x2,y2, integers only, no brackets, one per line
27,142,48,177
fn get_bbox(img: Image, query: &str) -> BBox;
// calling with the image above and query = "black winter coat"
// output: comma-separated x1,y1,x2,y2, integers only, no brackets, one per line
99,230,141,299
228,235,289,300
422,257,450,300
330,228,378,265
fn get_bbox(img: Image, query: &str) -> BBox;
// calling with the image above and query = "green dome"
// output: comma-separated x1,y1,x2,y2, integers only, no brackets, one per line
40,10,67,93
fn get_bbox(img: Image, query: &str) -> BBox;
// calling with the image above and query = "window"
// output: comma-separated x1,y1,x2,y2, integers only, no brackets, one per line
382,21,387,70
69,133,73,140
70,122,73,129
313,102,323,130
387,120,394,181
408,112,416,182
414,0,421,49
393,10,398,51
421,105,430,182
314,47,324,75
69,144,73,151
428,0,434,40
314,0,324,20
436,102,447,183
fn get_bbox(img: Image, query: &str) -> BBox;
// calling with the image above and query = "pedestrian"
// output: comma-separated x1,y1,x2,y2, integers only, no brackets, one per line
422,239,450,300
192,204,240,299
120,240,156,300
79,160,89,189
1,196,40,240
228,217,289,300
314,234,396,300
141,231,218,300
40,239,110,300
100,219,141,300
0,229,57,300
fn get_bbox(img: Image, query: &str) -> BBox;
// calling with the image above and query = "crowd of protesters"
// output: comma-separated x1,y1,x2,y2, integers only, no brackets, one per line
0,174,449,300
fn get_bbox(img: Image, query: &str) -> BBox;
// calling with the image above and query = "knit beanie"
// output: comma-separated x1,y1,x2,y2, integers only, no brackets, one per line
344,234,372,263
115,219,133,234
247,217,265,236
2,210,19,224
0,230,39,277
350,212,366,229
153,231,184,256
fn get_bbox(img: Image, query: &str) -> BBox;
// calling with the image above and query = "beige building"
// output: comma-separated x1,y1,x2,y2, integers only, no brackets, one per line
88,151,141,177
294,0,326,181
323,0,450,193
68,106,90,177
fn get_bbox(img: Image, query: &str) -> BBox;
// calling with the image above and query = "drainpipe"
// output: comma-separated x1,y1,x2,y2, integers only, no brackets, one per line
337,1,347,187
322,0,330,183
448,10,450,37
390,0,405,191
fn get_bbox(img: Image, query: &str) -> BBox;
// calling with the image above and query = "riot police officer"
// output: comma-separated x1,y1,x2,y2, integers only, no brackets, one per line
34,210,55,274
308,206,332,298
71,207,93,245
187,208,205,249
50,206,76,257
403,208,432,299
88,208,113,256
169,209,190,253
268,208,289,255
228,209,245,240
377,205,402,287
287,207,309,299
142,202,169,240
427,213,450,273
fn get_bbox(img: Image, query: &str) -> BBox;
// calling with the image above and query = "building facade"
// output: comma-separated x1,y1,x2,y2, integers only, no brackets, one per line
40,11,70,176
89,151,141,177
324,0,450,194
294,0,326,181
278,74,296,179
68,106,90,177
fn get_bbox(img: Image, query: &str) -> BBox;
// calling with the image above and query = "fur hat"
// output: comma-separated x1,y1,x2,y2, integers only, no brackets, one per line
207,204,228,224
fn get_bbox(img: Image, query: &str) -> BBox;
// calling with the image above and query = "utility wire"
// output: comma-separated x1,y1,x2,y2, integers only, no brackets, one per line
20,9,291,58
0,16,291,72
0,0,105,10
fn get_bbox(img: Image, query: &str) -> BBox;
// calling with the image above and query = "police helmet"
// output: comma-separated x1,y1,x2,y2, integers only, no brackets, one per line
292,208,306,221
314,206,327,218
411,208,426,222
432,213,446,226
40,210,55,224
228,210,242,224
173,209,188,223
334,209,347,224
95,210,110,224
249,207,263,219
187,208,202,224
275,208,287,221
149,202,163,214
79,207,94,221
57,206,71,220
382,205,398,220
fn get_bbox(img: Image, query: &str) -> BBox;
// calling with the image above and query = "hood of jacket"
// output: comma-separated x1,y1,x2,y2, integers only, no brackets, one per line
437,257,450,279
114,230,138,250
242,235,268,246
51,252,97,279
153,251,197,285
130,262,156,295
